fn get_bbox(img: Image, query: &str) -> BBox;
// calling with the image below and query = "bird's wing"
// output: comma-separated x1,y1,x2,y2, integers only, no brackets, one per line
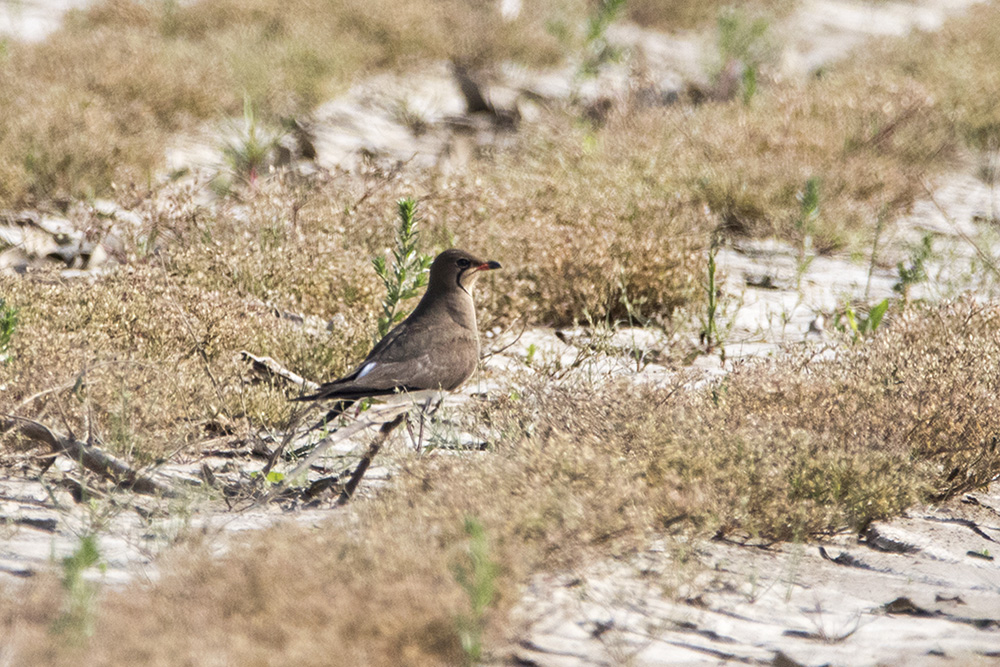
295,352,439,401
294,305,478,402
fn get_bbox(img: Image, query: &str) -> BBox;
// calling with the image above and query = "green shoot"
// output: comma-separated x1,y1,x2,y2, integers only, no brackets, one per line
372,198,433,340
894,233,934,303
0,297,17,362
220,94,281,190
52,534,105,640
834,298,889,343
579,0,626,78
796,178,820,252
524,343,537,367
716,8,774,104
700,236,725,361
451,517,500,665
795,177,821,288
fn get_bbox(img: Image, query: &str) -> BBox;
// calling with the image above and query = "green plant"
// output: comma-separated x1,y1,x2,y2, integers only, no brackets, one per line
524,343,537,367
700,236,724,360
865,206,890,300
107,385,139,460
794,177,820,289
715,8,774,104
220,95,282,189
894,233,934,302
796,178,820,255
0,298,17,363
579,0,626,77
52,533,105,640
451,516,500,665
834,298,889,343
372,198,433,340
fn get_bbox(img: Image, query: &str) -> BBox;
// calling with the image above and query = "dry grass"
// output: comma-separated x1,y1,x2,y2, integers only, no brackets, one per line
3,299,999,665
0,0,576,205
3,3,1000,665
0,0,998,480
0,258,373,460
626,0,795,32
0,0,790,208
0,0,998,254
4,0,1000,455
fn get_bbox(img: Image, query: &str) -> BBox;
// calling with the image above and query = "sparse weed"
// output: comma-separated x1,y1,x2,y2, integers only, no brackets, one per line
52,533,104,641
795,177,820,275
452,516,500,665
700,236,725,360
713,7,776,104
524,343,537,367
894,233,934,303
220,95,283,190
975,147,1000,224
579,0,626,78
865,206,890,301
373,198,433,340
0,297,17,363
106,384,140,461
833,298,889,344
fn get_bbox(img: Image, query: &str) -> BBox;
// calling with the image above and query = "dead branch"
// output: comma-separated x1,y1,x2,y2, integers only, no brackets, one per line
479,315,528,363
921,179,1000,278
247,402,411,507
282,402,411,482
9,378,81,414
337,413,405,505
240,350,320,391
1,415,180,498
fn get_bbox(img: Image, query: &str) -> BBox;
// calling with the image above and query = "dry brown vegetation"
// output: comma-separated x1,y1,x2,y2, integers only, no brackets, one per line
4,298,1000,665
3,0,1000,664
0,0,574,205
0,0,778,207
626,0,795,32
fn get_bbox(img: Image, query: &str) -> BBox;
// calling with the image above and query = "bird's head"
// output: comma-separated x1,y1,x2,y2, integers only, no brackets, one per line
429,248,502,295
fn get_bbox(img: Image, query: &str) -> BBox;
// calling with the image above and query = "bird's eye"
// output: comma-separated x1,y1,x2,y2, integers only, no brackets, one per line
457,258,471,268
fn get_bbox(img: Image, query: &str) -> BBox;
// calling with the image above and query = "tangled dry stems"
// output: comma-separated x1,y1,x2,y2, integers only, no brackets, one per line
4,299,998,665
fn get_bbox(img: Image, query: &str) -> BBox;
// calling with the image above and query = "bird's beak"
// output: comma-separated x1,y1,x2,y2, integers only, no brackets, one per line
477,260,502,271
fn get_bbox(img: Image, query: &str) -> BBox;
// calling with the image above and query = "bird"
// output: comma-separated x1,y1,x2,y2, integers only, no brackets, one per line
295,248,501,407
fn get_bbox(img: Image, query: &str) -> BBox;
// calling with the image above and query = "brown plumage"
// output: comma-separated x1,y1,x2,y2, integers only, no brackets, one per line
296,249,501,403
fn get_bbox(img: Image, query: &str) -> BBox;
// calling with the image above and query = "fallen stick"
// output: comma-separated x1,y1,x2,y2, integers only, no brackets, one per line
240,351,320,391
337,413,405,505
282,402,411,482
1,415,180,498
251,402,411,507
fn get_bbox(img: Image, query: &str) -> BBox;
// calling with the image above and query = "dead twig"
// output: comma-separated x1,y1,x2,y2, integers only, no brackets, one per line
8,379,81,415
921,179,1000,278
479,316,528,364
1,415,180,498
281,402,410,483
337,414,405,505
239,350,320,391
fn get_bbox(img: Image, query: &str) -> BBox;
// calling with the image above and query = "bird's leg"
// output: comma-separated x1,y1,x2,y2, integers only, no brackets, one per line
415,396,435,453
404,413,418,452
